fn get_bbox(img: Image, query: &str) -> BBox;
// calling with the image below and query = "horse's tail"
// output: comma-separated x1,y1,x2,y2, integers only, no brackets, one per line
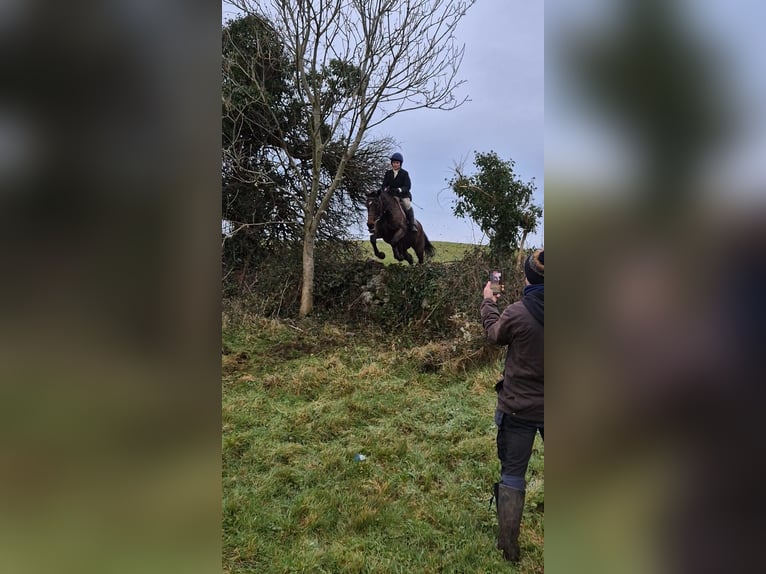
424,234,435,259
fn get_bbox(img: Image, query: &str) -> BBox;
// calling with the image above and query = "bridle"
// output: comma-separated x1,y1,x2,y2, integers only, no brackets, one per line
366,193,384,228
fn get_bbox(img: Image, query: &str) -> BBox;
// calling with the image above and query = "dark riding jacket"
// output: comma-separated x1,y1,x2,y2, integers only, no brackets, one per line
481,295,544,422
381,168,412,200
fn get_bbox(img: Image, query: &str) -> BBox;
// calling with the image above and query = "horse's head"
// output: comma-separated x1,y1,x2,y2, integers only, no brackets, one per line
366,191,383,233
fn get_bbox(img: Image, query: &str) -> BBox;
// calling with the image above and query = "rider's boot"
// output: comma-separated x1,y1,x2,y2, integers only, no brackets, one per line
405,207,417,232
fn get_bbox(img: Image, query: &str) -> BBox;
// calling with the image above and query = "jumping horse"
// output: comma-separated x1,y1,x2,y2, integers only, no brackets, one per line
366,187,435,264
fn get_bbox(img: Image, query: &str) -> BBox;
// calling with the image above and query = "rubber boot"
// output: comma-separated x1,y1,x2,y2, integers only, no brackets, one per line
405,206,417,232
494,482,525,562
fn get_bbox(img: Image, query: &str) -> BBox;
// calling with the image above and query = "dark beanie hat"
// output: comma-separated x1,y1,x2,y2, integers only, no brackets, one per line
524,250,544,284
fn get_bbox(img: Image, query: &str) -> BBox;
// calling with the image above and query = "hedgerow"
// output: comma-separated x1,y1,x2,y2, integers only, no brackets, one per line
223,241,528,346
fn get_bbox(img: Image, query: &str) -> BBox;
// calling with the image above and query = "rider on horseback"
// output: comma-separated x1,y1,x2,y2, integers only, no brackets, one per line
380,152,417,233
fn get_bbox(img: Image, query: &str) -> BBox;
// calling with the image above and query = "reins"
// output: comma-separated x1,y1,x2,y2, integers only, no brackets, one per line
368,189,406,229
368,194,383,226
380,189,406,221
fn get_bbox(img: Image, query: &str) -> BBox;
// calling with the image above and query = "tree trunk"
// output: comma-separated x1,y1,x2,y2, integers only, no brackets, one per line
516,228,529,269
299,222,316,317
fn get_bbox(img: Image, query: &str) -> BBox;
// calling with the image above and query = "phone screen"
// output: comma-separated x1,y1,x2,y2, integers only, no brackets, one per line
489,270,503,294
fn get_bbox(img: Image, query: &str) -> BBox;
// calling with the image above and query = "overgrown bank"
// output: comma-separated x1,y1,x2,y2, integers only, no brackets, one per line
222,240,527,344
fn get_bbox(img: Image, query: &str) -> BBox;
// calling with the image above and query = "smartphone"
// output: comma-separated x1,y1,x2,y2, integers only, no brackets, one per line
489,270,503,295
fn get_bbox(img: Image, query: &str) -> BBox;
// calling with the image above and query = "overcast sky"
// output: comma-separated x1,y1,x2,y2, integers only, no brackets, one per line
223,1,544,247
545,0,766,202
365,1,544,247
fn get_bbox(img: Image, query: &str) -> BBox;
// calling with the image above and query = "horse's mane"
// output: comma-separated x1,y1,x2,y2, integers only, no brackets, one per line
380,188,405,222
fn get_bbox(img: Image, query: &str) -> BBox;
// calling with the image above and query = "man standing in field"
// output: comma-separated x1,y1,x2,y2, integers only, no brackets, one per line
480,250,544,562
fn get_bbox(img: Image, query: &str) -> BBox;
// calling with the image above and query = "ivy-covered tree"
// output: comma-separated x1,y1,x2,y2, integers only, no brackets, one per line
222,14,391,278
222,14,299,252
448,151,542,260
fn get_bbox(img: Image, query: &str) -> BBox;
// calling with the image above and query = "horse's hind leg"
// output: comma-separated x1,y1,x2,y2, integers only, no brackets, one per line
409,239,422,263
414,236,426,263
403,250,414,265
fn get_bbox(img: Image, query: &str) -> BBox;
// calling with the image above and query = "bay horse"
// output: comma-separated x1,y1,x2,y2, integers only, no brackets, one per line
366,187,435,264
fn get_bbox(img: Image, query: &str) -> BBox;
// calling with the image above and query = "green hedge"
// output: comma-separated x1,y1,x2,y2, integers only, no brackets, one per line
223,241,527,342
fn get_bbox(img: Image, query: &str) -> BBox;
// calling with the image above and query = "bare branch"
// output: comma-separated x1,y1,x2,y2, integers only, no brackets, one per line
221,220,297,248
226,0,476,315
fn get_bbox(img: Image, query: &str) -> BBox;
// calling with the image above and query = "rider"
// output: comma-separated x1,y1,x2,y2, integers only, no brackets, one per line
381,152,416,232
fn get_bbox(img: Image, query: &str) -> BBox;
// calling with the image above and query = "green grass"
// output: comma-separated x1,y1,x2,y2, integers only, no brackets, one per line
222,316,544,573
357,240,483,264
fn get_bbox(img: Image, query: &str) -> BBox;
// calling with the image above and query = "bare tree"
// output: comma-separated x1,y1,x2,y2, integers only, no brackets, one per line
227,0,475,316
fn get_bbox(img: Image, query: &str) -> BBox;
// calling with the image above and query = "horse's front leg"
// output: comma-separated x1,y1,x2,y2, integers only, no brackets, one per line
402,248,414,265
370,234,385,259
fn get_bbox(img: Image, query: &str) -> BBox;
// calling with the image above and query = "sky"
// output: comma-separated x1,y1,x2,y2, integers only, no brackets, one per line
359,1,544,247
222,1,544,247
545,0,766,201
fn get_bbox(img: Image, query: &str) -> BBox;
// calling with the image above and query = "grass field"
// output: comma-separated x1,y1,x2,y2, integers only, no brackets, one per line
222,316,544,573
356,240,483,264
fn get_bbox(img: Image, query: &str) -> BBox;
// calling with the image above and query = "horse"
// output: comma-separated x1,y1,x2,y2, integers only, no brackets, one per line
366,187,435,264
